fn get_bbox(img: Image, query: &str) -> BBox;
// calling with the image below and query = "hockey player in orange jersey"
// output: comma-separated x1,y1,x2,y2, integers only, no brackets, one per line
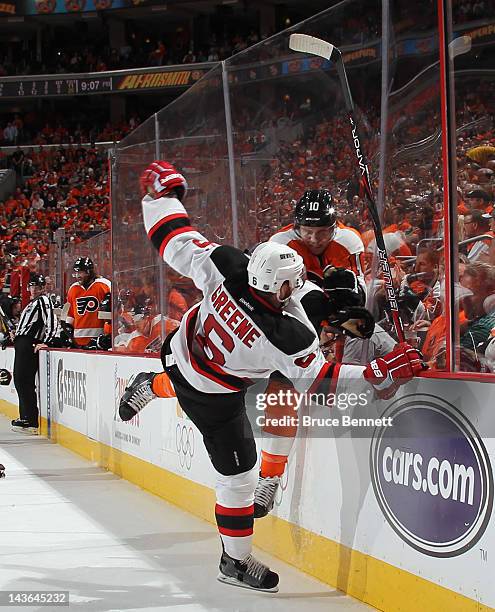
271,189,366,289
65,257,111,347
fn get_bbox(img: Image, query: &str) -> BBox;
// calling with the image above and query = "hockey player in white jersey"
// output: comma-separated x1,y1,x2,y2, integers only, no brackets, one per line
119,160,425,593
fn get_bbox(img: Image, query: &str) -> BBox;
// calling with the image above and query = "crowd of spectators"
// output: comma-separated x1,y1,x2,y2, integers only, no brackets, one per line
0,144,110,303
0,114,141,147
0,30,263,78
0,0,491,80
0,0,388,79
453,0,495,22
1,10,495,370
104,71,495,370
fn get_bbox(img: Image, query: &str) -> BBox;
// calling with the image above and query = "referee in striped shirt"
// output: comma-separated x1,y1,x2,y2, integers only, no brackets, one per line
11,273,57,434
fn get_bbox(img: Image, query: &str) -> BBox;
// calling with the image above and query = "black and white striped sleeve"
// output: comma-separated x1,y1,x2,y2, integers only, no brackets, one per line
39,295,57,344
16,301,38,337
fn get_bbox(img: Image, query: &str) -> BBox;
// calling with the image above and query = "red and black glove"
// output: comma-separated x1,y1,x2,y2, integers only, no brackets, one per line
139,160,188,201
363,342,426,400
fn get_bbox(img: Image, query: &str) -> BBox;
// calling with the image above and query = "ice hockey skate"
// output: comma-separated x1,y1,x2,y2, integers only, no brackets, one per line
254,474,280,518
119,372,157,421
11,419,39,434
218,550,279,592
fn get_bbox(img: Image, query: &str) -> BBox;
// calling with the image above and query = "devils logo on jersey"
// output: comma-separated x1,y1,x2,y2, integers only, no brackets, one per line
76,296,100,315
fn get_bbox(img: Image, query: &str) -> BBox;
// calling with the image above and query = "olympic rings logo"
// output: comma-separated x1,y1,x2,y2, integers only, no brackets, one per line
176,424,194,470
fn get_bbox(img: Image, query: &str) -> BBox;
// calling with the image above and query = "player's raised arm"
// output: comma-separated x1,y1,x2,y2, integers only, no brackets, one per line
140,160,224,292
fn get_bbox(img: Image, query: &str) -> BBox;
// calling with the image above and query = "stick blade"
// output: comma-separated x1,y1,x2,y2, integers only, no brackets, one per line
289,34,334,60
448,35,471,59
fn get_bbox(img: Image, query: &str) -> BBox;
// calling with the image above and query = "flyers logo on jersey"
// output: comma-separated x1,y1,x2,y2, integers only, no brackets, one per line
76,296,100,315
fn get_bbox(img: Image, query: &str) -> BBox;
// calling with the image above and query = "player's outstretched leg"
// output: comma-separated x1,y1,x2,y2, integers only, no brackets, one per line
119,372,157,421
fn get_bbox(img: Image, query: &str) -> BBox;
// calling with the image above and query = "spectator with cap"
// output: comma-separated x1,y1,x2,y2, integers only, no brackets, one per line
11,273,57,434
465,189,492,213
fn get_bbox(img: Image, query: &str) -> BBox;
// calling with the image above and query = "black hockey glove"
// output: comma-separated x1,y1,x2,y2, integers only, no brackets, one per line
326,306,375,339
323,266,365,309
96,334,112,351
83,338,99,350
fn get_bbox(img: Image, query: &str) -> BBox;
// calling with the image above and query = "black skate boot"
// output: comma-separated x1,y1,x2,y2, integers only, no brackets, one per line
218,550,279,592
11,419,38,434
119,372,157,421
0,464,5,478
253,474,280,518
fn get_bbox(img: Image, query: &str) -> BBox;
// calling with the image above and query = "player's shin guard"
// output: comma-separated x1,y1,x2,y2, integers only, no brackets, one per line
215,467,279,592
259,378,298,478
215,467,258,560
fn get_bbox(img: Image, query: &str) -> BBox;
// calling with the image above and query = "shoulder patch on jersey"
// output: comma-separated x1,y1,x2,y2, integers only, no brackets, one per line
333,226,365,253
210,245,249,279
270,226,297,245
97,277,112,289
273,315,316,355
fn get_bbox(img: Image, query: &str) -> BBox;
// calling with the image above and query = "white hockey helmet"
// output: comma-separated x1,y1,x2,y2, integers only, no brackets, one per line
247,242,305,295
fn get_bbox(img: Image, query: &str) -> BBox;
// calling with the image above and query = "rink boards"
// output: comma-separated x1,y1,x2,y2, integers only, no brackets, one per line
0,346,493,612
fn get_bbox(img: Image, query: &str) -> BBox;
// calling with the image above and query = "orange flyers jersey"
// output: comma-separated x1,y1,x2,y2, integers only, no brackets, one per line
270,224,366,289
124,315,179,353
168,287,189,321
151,314,180,340
66,277,111,346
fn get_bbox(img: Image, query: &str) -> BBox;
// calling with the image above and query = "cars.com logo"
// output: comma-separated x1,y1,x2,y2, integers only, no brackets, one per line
370,394,493,557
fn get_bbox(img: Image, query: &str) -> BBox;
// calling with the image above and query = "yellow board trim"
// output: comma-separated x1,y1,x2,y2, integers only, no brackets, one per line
0,400,490,612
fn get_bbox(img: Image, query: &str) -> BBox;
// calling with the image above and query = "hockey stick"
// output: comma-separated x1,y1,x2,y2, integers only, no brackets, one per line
289,33,406,342
288,33,472,342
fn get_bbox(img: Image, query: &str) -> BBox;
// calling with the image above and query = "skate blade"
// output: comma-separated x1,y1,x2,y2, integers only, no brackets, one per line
11,426,38,434
217,573,279,593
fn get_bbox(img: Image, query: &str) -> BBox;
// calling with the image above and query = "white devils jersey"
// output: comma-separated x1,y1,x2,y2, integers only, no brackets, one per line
142,194,364,395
